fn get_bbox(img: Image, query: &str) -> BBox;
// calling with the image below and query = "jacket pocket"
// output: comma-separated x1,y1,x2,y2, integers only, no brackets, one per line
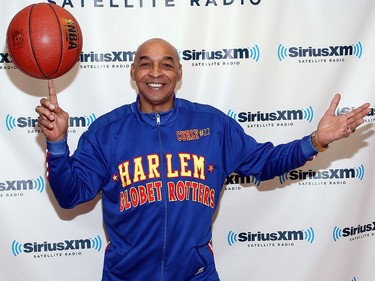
188,241,215,279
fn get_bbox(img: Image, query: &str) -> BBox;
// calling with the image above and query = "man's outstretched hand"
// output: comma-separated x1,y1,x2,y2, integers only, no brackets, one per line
315,93,371,147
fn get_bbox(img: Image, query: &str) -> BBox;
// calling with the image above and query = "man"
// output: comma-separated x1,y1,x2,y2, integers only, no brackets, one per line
36,38,370,281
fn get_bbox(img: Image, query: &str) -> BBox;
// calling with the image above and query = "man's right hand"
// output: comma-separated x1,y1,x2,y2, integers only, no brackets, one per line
36,80,69,142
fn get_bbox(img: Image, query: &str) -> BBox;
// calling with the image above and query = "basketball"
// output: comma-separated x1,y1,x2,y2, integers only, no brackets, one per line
6,3,83,79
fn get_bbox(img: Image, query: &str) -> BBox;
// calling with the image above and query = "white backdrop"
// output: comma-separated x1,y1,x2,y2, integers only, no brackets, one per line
1,1,374,280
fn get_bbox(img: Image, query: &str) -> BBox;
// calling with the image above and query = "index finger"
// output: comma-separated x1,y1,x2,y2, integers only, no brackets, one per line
48,80,58,106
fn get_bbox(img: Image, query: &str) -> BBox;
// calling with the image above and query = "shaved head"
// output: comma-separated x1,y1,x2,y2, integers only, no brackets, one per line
134,38,180,64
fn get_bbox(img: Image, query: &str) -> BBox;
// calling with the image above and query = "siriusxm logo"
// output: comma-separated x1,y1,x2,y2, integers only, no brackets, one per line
333,220,375,242
5,113,96,131
279,165,365,184
278,42,363,61
11,235,102,256
225,174,260,187
336,106,374,119
0,49,133,65
227,227,315,246
80,51,135,63
0,176,45,193
227,106,314,123
179,45,260,62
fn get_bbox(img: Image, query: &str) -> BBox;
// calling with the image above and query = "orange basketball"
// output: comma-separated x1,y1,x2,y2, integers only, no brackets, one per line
6,3,83,79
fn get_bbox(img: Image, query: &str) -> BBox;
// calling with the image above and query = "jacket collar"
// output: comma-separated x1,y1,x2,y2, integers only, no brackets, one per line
131,94,180,126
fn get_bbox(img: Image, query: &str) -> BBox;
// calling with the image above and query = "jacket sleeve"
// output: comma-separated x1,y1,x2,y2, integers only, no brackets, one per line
46,133,107,209
221,118,318,181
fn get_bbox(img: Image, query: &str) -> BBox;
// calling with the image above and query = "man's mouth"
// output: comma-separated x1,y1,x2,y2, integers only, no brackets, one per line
147,83,163,89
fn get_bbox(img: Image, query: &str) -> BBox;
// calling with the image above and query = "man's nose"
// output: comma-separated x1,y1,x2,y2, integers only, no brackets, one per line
149,65,163,78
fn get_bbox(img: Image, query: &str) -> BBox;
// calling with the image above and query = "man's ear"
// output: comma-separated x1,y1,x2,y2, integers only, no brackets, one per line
130,63,136,81
177,64,182,81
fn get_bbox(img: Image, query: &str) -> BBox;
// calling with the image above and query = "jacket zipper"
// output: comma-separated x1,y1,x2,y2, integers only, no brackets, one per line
156,113,167,281
156,113,161,125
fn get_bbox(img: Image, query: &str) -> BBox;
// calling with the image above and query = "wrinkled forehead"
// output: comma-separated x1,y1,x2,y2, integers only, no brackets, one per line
135,40,180,64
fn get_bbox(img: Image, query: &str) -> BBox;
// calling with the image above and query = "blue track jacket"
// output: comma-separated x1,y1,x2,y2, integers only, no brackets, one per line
46,96,318,281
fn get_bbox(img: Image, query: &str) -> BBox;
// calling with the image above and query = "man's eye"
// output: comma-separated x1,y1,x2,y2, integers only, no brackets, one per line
140,63,150,67
163,64,173,68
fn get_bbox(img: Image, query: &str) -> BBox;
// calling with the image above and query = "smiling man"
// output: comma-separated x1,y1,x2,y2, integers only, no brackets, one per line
131,39,182,113
36,38,370,281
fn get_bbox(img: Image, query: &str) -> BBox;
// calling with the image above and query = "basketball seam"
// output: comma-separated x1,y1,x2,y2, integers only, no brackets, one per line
29,4,49,79
48,4,64,78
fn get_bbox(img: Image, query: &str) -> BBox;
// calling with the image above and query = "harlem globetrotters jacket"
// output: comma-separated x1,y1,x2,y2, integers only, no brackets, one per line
46,95,318,281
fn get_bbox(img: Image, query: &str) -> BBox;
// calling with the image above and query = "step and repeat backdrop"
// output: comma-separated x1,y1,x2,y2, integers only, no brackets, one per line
1,1,374,280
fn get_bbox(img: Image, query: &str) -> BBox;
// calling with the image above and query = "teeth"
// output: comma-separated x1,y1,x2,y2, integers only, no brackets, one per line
148,83,162,88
